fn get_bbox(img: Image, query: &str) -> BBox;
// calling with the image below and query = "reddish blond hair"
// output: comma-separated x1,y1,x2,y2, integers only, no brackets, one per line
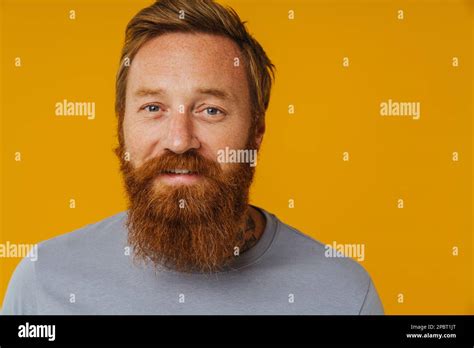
115,0,275,146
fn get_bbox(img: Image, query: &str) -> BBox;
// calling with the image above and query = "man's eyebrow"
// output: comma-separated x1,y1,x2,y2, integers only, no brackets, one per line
133,87,235,101
134,88,166,98
196,88,234,101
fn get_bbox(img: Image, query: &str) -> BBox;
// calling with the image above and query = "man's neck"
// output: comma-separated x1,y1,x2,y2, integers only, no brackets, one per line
237,206,266,255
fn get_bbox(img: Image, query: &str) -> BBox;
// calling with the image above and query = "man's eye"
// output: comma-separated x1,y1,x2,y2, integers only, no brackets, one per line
204,107,222,116
143,104,161,112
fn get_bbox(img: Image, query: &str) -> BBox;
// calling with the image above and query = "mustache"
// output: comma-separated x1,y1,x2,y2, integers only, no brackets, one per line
130,149,223,184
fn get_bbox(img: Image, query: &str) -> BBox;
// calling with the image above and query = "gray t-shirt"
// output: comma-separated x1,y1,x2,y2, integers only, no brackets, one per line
1,207,384,315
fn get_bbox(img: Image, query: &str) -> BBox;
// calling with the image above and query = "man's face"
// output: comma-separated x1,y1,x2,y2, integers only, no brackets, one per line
123,32,256,175
119,32,263,273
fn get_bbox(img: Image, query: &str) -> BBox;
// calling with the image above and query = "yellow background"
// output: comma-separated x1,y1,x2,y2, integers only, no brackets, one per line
1,0,472,314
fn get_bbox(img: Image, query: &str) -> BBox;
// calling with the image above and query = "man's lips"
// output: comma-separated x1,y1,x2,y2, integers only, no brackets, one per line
156,169,202,185
161,169,196,175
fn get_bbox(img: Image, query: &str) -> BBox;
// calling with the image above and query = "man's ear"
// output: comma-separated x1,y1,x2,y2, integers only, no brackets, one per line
254,117,266,150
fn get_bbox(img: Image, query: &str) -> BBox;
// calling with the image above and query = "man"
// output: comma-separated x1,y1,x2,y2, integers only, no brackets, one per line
1,0,383,314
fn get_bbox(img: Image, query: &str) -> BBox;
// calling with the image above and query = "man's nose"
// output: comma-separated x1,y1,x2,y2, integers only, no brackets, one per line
163,108,200,154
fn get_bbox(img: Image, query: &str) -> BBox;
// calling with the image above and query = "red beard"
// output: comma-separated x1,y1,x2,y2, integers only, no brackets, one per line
117,141,256,273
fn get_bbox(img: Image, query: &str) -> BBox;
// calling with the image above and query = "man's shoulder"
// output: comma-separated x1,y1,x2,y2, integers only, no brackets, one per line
36,211,128,257
268,212,372,286
267,213,383,314
1,212,128,315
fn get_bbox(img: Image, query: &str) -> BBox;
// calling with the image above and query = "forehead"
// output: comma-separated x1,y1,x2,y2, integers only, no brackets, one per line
127,32,248,96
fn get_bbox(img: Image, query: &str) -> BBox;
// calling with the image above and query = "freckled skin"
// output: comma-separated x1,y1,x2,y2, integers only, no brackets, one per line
124,32,262,169
122,32,266,253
